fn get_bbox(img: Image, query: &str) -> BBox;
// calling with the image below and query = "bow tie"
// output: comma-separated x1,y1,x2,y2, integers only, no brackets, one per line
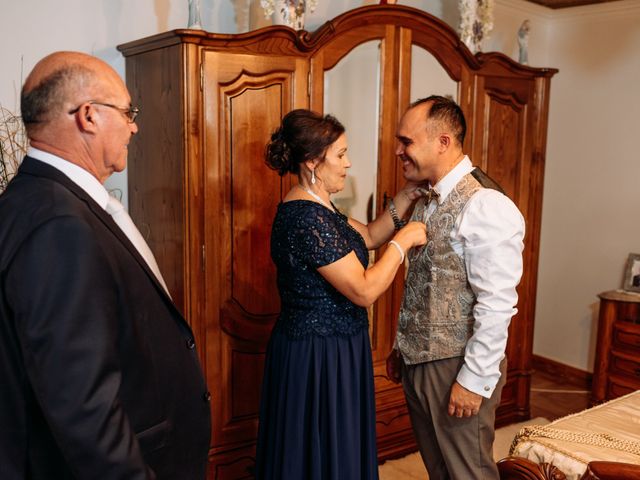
416,187,439,204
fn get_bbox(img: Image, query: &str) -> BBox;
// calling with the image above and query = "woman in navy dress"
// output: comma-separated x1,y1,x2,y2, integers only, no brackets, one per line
255,110,427,479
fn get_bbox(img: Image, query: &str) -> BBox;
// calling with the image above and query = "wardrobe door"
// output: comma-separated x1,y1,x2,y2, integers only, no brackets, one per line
310,24,418,459
201,50,308,477
471,73,544,424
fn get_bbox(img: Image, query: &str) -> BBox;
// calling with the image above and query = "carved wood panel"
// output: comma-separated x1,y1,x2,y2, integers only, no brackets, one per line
228,82,283,315
480,88,527,367
473,74,539,421
481,90,526,201
202,51,307,451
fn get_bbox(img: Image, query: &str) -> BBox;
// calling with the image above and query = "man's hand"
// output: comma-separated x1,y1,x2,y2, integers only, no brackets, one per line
386,349,402,384
448,381,483,418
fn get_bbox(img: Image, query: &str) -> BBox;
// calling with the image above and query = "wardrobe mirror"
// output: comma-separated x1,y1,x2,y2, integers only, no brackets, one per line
410,45,458,102
324,40,382,225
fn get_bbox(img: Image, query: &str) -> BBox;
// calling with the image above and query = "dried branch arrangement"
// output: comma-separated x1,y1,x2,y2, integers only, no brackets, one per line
0,106,27,192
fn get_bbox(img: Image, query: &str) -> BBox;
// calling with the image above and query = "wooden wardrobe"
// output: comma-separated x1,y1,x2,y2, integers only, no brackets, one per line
118,6,557,478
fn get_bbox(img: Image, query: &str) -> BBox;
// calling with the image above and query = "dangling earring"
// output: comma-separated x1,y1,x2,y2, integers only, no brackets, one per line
311,169,316,185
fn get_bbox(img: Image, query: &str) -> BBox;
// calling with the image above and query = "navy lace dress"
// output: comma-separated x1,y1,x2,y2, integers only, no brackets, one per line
255,200,379,480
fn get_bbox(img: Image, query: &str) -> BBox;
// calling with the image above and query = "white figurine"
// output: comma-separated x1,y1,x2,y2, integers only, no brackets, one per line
518,19,530,65
188,0,203,29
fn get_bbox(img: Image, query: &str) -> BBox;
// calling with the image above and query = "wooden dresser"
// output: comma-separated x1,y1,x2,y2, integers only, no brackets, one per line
592,290,640,404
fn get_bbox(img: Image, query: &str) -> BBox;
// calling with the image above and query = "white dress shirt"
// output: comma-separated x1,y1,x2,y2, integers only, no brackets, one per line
427,156,525,398
27,147,110,209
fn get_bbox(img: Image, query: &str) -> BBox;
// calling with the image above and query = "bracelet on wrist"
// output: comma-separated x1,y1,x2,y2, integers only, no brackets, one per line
388,198,407,231
388,240,405,264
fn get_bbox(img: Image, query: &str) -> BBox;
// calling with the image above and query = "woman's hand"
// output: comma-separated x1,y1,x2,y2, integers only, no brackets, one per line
393,221,427,251
399,181,429,202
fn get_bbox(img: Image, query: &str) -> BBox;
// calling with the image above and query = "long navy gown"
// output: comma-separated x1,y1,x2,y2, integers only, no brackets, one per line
255,200,379,480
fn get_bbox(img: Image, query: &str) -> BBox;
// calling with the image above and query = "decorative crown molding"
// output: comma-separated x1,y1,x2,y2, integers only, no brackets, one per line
498,0,640,22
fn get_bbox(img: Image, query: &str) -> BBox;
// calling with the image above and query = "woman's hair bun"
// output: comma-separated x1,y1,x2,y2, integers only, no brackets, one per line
265,127,292,176
264,109,345,177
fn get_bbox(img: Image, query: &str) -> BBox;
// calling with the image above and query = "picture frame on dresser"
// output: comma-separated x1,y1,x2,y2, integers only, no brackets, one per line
622,253,640,292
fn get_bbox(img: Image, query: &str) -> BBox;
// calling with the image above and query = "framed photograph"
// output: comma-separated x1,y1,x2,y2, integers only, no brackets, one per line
623,253,640,293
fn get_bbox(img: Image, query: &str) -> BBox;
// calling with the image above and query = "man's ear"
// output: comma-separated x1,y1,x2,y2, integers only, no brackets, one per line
75,104,98,133
438,133,451,152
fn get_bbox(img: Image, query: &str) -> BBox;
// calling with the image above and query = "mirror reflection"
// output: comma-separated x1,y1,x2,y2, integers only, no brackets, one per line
323,40,381,224
410,45,458,102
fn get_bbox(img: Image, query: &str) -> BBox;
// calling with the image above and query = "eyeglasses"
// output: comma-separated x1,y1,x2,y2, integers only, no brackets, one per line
68,101,139,123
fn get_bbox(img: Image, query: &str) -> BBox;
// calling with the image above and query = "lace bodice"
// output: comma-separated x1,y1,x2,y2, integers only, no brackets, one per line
270,200,369,338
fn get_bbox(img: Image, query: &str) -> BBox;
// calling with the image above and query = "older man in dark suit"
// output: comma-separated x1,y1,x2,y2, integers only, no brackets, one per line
0,51,211,479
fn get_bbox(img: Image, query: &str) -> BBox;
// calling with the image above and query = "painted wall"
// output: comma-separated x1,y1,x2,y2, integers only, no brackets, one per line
1,0,235,197
534,1,640,371
491,0,640,373
1,0,638,373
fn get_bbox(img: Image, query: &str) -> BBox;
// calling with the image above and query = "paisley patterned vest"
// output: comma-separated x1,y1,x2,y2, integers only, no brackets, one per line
396,172,483,365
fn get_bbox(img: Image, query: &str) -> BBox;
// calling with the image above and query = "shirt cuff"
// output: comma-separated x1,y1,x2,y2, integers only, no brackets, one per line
456,363,499,399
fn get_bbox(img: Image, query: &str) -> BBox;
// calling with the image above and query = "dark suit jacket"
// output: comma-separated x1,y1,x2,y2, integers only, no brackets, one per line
0,157,211,479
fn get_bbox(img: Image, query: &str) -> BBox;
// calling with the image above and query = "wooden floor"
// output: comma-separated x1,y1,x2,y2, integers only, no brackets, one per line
529,368,591,421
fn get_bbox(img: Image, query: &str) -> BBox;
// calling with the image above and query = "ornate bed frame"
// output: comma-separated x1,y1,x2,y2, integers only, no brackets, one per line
498,457,640,479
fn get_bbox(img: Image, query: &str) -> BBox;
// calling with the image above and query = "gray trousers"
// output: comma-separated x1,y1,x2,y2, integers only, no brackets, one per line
401,356,507,480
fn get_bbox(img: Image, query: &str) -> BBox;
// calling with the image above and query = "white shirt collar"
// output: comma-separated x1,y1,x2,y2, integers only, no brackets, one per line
27,147,110,210
433,155,473,204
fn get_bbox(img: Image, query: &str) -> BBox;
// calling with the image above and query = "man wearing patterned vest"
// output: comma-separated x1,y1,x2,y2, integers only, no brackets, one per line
386,96,525,479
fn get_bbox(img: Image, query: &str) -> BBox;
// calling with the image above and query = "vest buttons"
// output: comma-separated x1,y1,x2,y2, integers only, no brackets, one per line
203,391,211,402
186,338,196,349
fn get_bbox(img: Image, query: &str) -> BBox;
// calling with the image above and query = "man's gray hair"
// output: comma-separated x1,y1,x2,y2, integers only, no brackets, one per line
21,65,94,131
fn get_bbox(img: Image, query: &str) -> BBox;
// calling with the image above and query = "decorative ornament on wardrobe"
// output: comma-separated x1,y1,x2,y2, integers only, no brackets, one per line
261,0,318,30
458,0,494,54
